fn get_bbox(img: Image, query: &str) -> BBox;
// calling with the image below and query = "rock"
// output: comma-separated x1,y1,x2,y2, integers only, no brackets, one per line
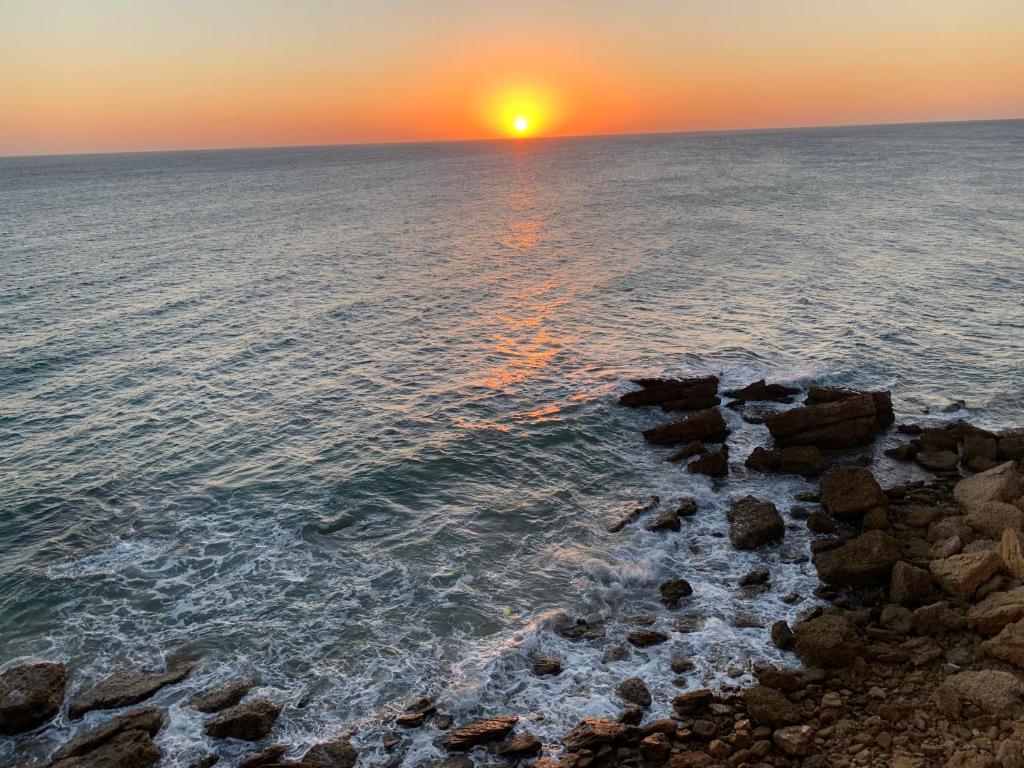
814,530,900,587
911,601,967,635
969,587,1024,635
673,688,713,715
806,511,835,534
662,396,721,413
930,551,1003,599
954,462,1021,511
628,630,668,647
607,496,660,533
617,677,652,707
780,446,828,476
620,376,719,407
819,467,887,519
880,605,913,634
185,677,255,714
794,614,861,668
1000,529,1024,579
935,670,1024,718
639,732,671,763
0,660,69,735
687,449,728,477
920,428,958,453
442,716,518,751
618,704,643,724
743,685,801,727
303,737,358,768
740,569,769,586
660,578,693,605
862,506,890,529
728,496,784,550
982,619,1024,668
668,441,706,463
69,662,194,719
496,732,542,757
964,434,999,464
1000,436,1024,461
764,391,893,448
203,698,281,741
562,717,630,751
967,502,1024,538
887,442,918,461
532,657,562,677
52,729,160,768
52,707,163,762
745,447,780,473
237,746,286,768
646,509,681,532
773,725,815,757
997,740,1024,768
725,379,800,402
643,408,729,447
770,620,795,650
890,561,933,606
916,450,959,472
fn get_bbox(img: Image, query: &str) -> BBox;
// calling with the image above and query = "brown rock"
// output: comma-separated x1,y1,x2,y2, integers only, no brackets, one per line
745,446,780,473
185,677,254,714
743,685,801,727
562,717,630,751
687,449,728,477
1000,436,1024,461
773,725,815,756
0,660,69,735
52,729,160,768
667,441,706,463
617,677,652,707
532,657,562,677
930,551,1002,599
639,732,671,763
303,737,358,768
982,619,1024,668
819,466,887,519
814,530,900,587
725,379,799,402
237,746,286,768
954,462,1021,511
1000,528,1024,579
916,450,959,472
442,716,519,751
911,601,966,635
69,662,194,719
889,561,933,606
935,670,1024,718
52,708,163,762
643,408,728,447
497,732,542,758
628,630,668,647
969,587,1024,635
780,445,827,476
659,578,693,605
620,376,719,407
646,509,681,532
794,614,861,668
770,620,795,650
967,501,1024,538
728,496,784,550
964,434,999,464
765,392,892,448
673,688,713,715
203,698,281,741
607,496,660,533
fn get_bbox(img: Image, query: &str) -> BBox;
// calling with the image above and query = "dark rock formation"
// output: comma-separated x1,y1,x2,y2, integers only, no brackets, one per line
728,496,784,550
203,698,281,741
814,530,901,586
619,376,718,408
303,737,358,768
52,707,163,762
764,391,893,448
53,729,160,768
687,449,728,477
659,578,693,605
724,379,800,403
441,716,518,750
819,466,888,520
69,662,194,719
643,408,728,447
616,677,652,707
0,660,69,735
185,677,255,714
793,614,861,668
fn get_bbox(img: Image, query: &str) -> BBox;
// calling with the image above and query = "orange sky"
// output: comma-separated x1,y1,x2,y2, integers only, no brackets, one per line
1,0,1022,156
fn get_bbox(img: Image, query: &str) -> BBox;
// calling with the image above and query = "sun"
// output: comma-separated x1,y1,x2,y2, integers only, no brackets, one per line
513,116,529,134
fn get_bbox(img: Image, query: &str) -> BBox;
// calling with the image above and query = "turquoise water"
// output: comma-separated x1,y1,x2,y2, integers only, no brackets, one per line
1,120,1023,765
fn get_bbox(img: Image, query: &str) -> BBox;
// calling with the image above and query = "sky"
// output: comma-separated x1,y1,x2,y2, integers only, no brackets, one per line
1,0,1023,156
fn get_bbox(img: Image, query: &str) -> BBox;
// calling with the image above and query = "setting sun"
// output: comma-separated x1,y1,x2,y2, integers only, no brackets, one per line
513,116,529,134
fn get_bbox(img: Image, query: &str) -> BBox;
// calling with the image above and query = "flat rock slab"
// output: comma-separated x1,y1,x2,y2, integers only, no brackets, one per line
203,698,281,741
185,677,255,714
53,707,163,761
303,737,358,768
765,392,891,448
954,462,1021,511
642,408,728,447
0,660,69,735
442,716,518,750
70,662,195,718
53,729,161,768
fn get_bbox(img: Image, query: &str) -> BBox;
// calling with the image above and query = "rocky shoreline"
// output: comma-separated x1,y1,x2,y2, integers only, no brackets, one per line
3,376,1024,768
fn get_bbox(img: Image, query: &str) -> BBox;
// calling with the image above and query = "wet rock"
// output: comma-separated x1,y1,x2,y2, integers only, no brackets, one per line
562,717,633,751
618,704,643,725
935,670,1024,719
607,496,660,533
52,729,160,768
0,660,69,735
617,677,652,707
687,449,728,477
964,435,999,464
982,619,1024,668
442,716,518,751
1000,435,1024,461
794,614,861,668
916,450,959,472
602,644,629,663
920,428,958,453
886,442,918,462
643,408,729,447
764,391,893,448
819,466,887,520
532,657,562,677
659,578,693,605
770,620,795,650
890,561,933,606
639,732,672,763
185,677,255,714
675,498,698,517
727,496,784,550
303,737,358,768
646,509,681,532
627,630,668,647
806,511,835,534
554,616,605,641
814,530,900,587
930,551,1002,599
1000,529,1024,579
69,662,194,719
186,756,219,768
52,707,163,762
967,502,1024,538
780,445,828,476
743,685,801,727
745,446,780,473
773,725,815,756
620,376,719,408
497,732,542,758
667,441,706,463
203,698,281,741
673,689,713,716
237,746,287,768
740,569,769,586
954,462,1021,511
727,379,800,402
662,396,721,413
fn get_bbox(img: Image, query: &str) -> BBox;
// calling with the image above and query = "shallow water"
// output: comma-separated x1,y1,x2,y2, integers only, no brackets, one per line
1,120,1023,765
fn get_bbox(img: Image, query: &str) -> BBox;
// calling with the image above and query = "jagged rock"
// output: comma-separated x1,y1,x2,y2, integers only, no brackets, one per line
773,725,815,757
646,509,681,532
687,449,728,477
911,602,967,635
806,511,835,534
628,630,668,647
203,698,281,741
185,677,255,714
675,498,698,517
740,569,769,586
237,746,286,768
935,670,1024,719
930,551,1002,599
618,704,643,725
661,396,721,412
673,689,713,715
770,620,795,650
668,441,706,463
728,496,784,550
607,496,660,533
554,616,605,640
69,662,194,719
890,561,933,606
52,708,163,762
497,732,541,757
303,737,358,768
743,685,801,727
814,530,900,587
620,376,719,407
819,466,887,519
881,605,913,634
745,447,781,473
919,428,958,453
0,660,69,735
916,450,959,472
764,391,893,448
533,657,562,677
780,446,827,476
643,408,728,447
52,730,160,768
964,435,999,464
1000,529,1024,579
969,587,1024,635
725,379,800,403
1000,436,1024,461
562,718,631,751
794,614,861,668
954,462,1021,511
639,732,672,762
617,677,652,707
659,578,693,605
982,619,1024,667
967,501,1024,538
441,716,518,751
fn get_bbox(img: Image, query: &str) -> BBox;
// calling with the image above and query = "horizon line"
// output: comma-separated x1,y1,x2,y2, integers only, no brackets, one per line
2,115,1022,162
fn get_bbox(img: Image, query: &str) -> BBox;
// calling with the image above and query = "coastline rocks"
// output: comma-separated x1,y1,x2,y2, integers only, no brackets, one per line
935,670,1024,719
819,466,887,520
813,530,900,587
639,732,671,762
303,737,358,768
743,685,801,727
646,509,681,532
673,689,713,716
889,561,933,606
52,707,163,762
981,619,1024,668
724,379,799,403
930,551,1002,599
773,725,815,757
69,662,194,719
793,614,861,668
727,496,784,550
745,446,827,477
659,578,694,605
185,676,255,713
764,391,893,448
954,462,1021,511
563,718,636,751
237,746,286,768
608,496,660,533
497,732,542,758
966,501,1024,539
628,629,668,647
396,696,437,728
53,729,161,768
643,408,728,447
532,657,562,677
0,660,69,735
999,529,1024,579
619,376,718,408
442,716,518,750
687,449,728,477
617,677,652,707
667,441,705,463
968,587,1024,635
203,698,281,741
770,621,795,650
916,450,959,472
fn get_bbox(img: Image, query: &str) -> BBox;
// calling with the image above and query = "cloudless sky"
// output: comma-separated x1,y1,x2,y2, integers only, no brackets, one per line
1,0,1022,155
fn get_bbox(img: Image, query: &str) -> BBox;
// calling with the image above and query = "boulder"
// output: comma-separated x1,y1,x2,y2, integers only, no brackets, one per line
533,657,562,677
687,449,728,477
806,511,835,534
237,746,286,768
667,441,706,463
0,660,69,735
724,379,800,403
794,614,861,668
745,447,781,473
919,428,958,453
773,725,815,757
889,561,933,606
770,621,795,650
964,435,999,464
814,530,901,587
52,729,160,768
911,602,967,635
916,450,959,472
935,670,1024,718
819,467,887,519
646,509,681,532
780,446,828,476
69,662,194,719
562,718,632,751
628,630,668,647
661,396,721,413
999,436,1024,461
954,462,1021,511
497,732,542,758
982,619,1024,668
930,551,1003,599
52,707,163,762
673,689,713,716
303,737,358,768
616,677,652,707
969,587,1024,635
620,376,718,407
660,578,694,605
639,732,671,763
607,496,661,533
643,408,728,447
966,502,1024,539
441,716,518,750
185,677,255,714
203,698,281,741
727,496,784,550
1000,529,1024,580
743,685,801,727
764,391,893,448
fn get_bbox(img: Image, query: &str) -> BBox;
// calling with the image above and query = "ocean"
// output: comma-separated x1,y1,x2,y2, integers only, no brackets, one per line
1,120,1023,766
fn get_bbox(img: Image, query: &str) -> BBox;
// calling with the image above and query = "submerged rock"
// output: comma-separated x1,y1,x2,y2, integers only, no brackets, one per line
619,376,719,408
0,660,69,735
627,629,669,647
203,698,281,741
659,578,694,605
69,662,194,719
185,676,255,714
616,677,652,707
441,716,518,750
303,737,358,768
727,496,784,550
607,495,660,533
53,729,160,768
